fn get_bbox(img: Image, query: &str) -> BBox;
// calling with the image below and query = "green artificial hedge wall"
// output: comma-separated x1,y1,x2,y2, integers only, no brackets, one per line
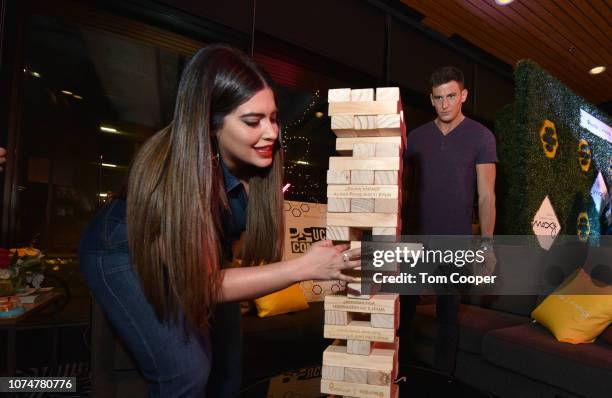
496,60,611,240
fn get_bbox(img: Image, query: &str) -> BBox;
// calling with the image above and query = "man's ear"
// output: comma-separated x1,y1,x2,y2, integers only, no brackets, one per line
430,93,435,107
461,88,468,104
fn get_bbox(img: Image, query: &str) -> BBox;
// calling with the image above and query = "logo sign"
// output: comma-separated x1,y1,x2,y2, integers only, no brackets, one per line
539,119,559,159
532,195,561,250
591,172,609,214
580,109,612,143
289,227,326,254
577,212,590,242
578,139,592,172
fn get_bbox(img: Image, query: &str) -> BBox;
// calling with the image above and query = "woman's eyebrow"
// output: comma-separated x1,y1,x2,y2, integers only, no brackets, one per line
240,110,279,118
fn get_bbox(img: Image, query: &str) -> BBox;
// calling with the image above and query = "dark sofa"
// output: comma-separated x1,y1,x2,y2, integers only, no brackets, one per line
409,243,612,398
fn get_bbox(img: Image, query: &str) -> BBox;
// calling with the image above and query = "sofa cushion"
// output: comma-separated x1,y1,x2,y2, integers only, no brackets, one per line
482,322,612,398
415,303,529,354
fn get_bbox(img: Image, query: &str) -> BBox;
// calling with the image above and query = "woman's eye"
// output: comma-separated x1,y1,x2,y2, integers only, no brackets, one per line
244,120,260,127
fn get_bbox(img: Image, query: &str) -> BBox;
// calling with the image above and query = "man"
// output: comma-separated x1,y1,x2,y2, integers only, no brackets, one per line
399,66,497,375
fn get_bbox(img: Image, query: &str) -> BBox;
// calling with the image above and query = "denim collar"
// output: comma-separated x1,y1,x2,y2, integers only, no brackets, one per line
221,159,242,194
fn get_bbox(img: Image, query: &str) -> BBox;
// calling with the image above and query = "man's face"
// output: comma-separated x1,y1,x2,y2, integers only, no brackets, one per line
430,81,468,123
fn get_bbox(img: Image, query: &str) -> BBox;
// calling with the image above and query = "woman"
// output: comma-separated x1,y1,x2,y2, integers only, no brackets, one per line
79,45,359,397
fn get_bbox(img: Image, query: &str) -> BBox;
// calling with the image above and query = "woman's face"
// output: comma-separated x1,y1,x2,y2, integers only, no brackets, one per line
217,87,279,174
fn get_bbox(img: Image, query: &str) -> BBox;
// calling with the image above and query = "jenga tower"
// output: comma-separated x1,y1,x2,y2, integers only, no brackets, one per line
321,87,405,398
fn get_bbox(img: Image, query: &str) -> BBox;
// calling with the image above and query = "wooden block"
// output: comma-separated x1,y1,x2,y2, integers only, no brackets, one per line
331,115,357,137
354,115,377,131
328,101,400,116
322,365,345,381
350,170,374,185
375,198,399,213
351,88,374,102
325,310,352,326
326,226,362,241
351,198,375,213
372,227,400,236
336,137,402,155
323,344,395,371
345,367,369,384
371,313,396,329
329,157,400,171
376,114,405,137
324,320,395,343
347,339,372,355
328,198,351,212
327,212,399,228
375,87,400,102
321,379,393,398
327,170,351,185
324,293,399,315
328,88,351,103
353,143,376,157
374,171,399,185
375,143,401,157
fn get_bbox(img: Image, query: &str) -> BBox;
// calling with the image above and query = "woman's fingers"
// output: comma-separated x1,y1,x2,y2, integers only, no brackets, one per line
333,243,349,253
313,240,333,248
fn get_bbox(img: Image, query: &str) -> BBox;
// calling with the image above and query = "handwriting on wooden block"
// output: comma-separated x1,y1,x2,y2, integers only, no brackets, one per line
324,294,399,315
320,379,394,398
327,185,399,199
324,320,396,343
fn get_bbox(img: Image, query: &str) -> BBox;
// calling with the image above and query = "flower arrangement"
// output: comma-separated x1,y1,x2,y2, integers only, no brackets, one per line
0,246,45,295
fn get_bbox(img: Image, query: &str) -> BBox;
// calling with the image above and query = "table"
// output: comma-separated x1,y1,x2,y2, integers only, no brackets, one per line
0,291,64,376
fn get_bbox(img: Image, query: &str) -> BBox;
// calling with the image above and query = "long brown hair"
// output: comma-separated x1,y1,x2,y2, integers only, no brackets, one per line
127,45,284,331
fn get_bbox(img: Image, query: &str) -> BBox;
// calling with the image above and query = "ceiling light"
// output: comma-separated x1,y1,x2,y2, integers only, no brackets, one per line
315,112,324,118
296,161,309,165
99,126,118,133
73,95,83,100
98,193,108,198
589,66,606,75
61,90,73,95
101,163,117,168
495,0,514,5
30,71,41,78
282,183,291,193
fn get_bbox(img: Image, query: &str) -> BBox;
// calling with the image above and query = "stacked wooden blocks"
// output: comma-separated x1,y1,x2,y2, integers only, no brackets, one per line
321,87,405,398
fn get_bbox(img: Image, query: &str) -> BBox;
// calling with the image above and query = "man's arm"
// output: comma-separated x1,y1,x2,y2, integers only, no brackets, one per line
476,163,496,237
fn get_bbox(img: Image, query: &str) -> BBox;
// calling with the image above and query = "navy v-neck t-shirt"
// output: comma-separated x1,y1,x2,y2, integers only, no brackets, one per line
403,117,497,235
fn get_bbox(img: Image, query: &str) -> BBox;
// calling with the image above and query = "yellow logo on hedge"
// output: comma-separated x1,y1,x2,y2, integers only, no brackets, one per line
578,139,592,172
577,212,590,242
539,120,558,159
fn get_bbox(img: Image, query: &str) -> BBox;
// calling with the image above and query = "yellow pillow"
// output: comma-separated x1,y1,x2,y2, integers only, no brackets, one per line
531,268,612,344
254,283,309,318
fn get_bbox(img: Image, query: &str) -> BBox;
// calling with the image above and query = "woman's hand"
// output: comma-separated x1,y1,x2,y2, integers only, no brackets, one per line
296,240,361,283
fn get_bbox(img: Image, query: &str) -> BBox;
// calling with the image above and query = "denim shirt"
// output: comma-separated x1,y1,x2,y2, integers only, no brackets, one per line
221,160,248,260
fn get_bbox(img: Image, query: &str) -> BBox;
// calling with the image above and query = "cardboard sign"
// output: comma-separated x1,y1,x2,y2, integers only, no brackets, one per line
283,201,345,301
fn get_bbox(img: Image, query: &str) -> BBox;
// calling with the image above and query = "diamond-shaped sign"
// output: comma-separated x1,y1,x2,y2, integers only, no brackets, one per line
532,196,561,250
591,172,609,214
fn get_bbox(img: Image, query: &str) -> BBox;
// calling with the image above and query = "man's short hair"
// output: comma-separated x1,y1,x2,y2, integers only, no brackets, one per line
430,66,464,89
